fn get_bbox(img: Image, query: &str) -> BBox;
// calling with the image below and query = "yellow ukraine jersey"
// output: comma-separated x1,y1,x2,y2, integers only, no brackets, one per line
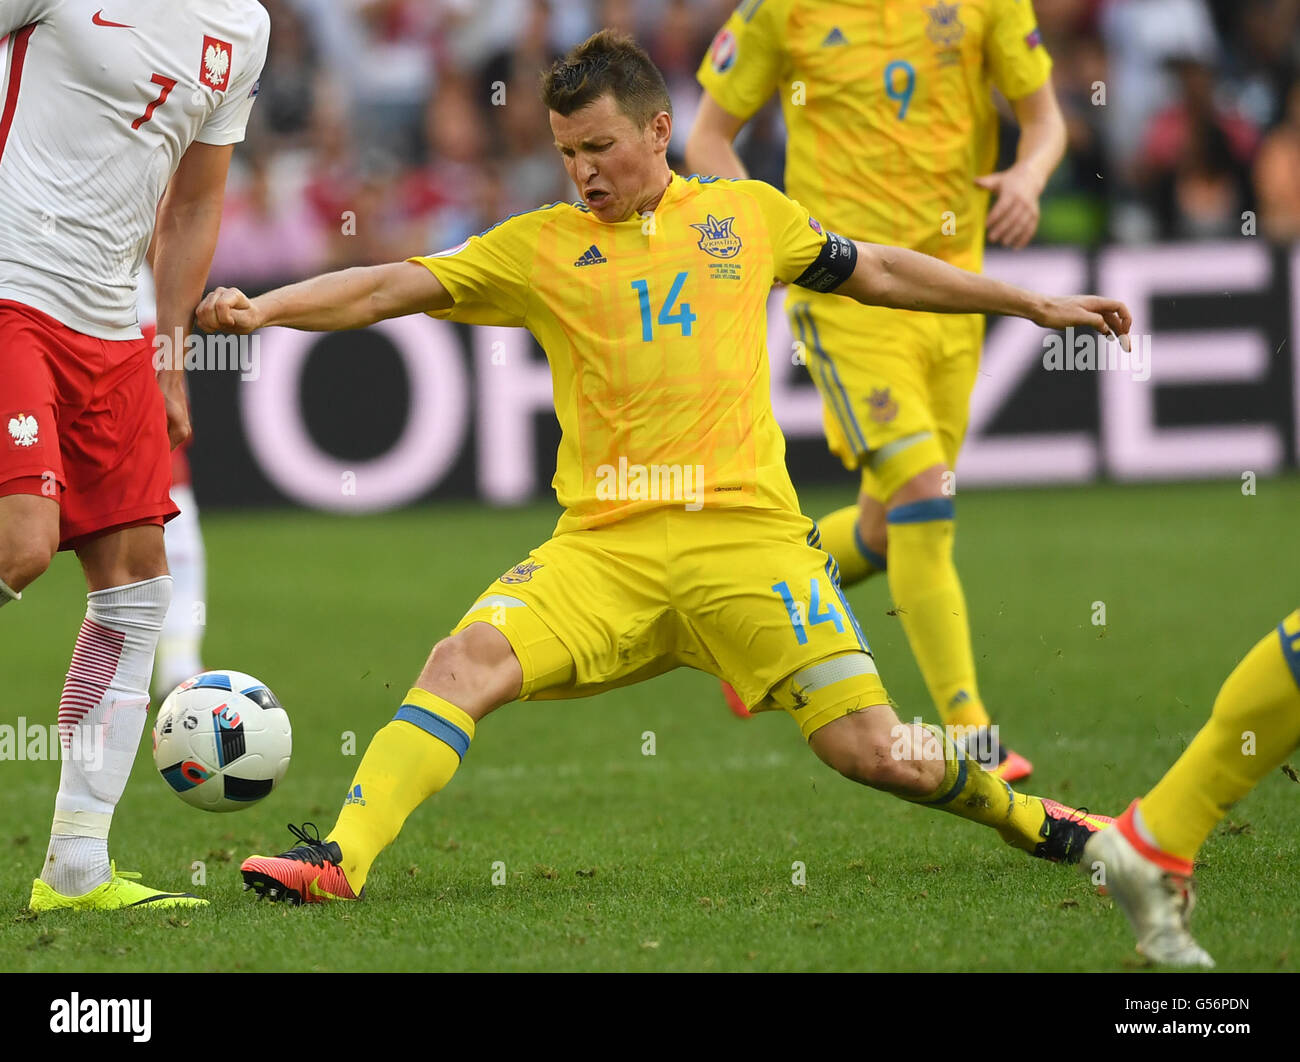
410,173,838,533
697,0,1052,272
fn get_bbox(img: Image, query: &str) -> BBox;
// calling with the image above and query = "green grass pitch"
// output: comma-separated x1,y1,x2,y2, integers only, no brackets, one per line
2,479,1297,972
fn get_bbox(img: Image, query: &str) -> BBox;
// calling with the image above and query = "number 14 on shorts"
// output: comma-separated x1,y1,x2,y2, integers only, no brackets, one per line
772,579,844,645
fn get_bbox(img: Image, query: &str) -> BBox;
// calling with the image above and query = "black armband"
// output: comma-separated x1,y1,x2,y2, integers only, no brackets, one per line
792,232,857,293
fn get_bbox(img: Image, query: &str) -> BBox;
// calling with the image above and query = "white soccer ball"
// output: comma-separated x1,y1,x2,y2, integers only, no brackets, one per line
152,670,291,812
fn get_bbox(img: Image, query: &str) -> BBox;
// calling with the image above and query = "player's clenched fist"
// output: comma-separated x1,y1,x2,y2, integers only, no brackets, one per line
197,287,262,334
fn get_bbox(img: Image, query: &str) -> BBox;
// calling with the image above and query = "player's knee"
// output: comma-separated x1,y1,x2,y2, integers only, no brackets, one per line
75,526,169,589
419,625,521,716
0,532,56,592
812,709,911,789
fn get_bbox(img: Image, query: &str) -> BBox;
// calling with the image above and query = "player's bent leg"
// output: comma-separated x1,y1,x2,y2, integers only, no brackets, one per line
1134,611,1300,864
29,525,194,910
1082,612,1300,966
777,653,1107,863
880,459,1032,781
0,492,60,602
882,460,987,726
24,314,190,909
243,606,577,904
241,624,518,905
804,692,1038,840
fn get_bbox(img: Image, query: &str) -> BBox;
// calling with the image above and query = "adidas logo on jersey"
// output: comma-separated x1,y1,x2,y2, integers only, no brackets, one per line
574,245,608,267
822,26,849,47
343,784,366,807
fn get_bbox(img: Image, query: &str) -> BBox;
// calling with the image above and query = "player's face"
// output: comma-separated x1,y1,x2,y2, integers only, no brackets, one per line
550,94,672,223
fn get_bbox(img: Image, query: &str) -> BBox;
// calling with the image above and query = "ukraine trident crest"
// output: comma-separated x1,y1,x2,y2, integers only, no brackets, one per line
925,2,965,47
691,215,743,259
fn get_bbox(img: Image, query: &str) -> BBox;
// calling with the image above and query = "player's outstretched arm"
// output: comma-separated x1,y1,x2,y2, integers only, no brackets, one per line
839,241,1132,349
197,262,453,335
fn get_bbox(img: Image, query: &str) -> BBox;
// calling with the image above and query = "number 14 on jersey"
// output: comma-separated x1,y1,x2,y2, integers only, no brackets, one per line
631,272,696,342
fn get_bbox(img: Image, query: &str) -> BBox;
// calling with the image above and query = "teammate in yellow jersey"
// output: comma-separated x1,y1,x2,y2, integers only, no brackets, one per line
1082,610,1300,967
197,31,1128,905
687,0,1067,782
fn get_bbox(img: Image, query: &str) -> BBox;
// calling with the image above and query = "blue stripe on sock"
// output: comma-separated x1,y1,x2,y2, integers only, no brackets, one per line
887,498,955,525
394,704,472,761
924,749,968,806
1276,616,1300,691
853,524,888,571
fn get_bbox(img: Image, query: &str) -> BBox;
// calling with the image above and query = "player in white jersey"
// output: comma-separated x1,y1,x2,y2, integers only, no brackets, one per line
0,0,269,913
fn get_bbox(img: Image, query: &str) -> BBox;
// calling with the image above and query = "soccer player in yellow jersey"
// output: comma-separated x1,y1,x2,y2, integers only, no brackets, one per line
687,0,1067,781
1083,611,1300,967
198,31,1128,904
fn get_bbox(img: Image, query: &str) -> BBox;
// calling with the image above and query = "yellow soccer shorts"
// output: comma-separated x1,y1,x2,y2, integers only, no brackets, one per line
787,290,984,502
451,506,890,739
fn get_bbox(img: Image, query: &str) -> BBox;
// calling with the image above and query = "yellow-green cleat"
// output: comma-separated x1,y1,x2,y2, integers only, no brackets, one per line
28,861,207,913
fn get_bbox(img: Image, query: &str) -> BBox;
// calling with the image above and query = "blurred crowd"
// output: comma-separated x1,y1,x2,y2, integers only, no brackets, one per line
210,0,1300,285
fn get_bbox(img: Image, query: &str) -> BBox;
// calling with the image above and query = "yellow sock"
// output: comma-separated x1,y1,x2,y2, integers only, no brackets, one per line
1139,611,1300,862
327,688,475,891
903,724,1045,846
885,499,990,729
817,503,886,588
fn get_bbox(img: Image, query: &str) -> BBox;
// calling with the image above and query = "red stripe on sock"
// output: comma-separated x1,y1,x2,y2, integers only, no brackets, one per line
1117,800,1195,877
57,617,126,746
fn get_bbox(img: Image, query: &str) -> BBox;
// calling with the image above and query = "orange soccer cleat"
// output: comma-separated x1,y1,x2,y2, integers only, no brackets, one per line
959,725,1034,783
240,823,360,904
994,747,1034,783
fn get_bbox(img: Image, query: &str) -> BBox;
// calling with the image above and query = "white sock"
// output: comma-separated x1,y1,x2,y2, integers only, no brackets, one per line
153,487,206,698
42,576,173,896
0,574,20,607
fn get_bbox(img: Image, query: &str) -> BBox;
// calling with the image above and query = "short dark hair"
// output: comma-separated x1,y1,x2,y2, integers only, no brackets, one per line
540,29,672,128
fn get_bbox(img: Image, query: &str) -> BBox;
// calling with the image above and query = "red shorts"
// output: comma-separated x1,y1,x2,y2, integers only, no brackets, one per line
0,300,178,550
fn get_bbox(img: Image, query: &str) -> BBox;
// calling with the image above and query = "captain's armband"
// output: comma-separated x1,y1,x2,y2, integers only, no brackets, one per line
792,232,857,293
